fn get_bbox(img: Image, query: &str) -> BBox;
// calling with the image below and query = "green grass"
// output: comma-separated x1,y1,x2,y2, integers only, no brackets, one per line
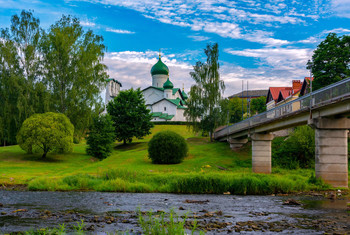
0,125,336,194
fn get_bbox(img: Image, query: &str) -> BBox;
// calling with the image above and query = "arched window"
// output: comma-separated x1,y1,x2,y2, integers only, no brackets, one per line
164,107,166,111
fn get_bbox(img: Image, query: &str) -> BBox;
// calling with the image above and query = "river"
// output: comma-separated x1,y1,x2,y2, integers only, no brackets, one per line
0,191,349,234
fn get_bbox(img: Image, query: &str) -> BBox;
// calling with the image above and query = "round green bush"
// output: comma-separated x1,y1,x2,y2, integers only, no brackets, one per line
148,131,188,164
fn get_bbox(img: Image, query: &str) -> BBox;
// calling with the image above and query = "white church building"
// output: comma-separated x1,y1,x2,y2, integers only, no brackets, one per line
142,54,188,122
104,54,188,122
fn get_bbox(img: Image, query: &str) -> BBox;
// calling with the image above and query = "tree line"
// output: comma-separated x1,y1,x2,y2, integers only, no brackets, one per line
0,10,108,145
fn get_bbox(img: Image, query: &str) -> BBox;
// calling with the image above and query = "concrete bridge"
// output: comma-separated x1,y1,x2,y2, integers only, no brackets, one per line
214,77,350,188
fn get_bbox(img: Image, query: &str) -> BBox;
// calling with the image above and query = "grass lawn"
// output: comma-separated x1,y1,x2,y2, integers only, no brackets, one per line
0,125,337,194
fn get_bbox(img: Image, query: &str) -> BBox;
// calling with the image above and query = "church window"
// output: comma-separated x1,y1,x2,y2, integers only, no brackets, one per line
164,107,166,111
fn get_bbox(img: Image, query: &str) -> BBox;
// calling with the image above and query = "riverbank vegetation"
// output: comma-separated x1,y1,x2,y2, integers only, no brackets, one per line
0,125,342,194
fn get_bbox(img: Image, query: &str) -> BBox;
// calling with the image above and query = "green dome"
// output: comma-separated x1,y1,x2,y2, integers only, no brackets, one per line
163,78,173,89
151,57,169,76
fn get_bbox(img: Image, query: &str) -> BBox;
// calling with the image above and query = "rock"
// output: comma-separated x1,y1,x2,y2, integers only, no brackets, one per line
87,225,95,231
282,199,301,206
12,209,28,213
184,199,209,204
1,212,6,215
44,210,51,215
0,203,3,207
215,210,223,216
328,193,336,200
223,192,231,195
199,209,208,213
106,220,112,224
178,206,185,210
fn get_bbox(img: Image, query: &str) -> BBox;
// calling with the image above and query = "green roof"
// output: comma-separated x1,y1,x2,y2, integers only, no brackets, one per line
151,57,169,76
151,112,174,120
167,98,181,106
163,78,174,89
151,112,162,117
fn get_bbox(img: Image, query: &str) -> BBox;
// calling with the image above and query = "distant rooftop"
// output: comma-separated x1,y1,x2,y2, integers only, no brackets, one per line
229,89,268,99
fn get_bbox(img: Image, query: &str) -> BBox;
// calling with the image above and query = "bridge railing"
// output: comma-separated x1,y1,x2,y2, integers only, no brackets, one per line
215,77,350,139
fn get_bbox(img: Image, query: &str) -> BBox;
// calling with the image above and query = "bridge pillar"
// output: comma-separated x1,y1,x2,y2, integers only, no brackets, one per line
309,117,349,188
251,133,274,174
228,138,248,150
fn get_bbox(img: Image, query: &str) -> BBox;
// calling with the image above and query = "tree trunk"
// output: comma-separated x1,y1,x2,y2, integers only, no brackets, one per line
123,139,126,145
42,151,47,158
209,131,213,142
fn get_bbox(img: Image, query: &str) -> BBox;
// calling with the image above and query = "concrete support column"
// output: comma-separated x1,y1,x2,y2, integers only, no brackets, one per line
228,138,248,150
251,133,274,174
310,117,349,188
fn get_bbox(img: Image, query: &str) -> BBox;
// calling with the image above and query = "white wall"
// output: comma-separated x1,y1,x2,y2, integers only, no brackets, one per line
164,89,173,99
175,108,187,121
142,88,163,105
151,100,177,115
152,74,168,88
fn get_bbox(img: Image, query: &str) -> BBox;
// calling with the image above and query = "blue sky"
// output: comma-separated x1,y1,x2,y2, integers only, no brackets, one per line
1,0,350,96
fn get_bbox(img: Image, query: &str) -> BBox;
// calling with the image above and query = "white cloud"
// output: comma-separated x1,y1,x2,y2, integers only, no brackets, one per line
80,20,96,27
76,0,318,46
332,0,350,18
106,28,135,34
102,49,310,99
188,35,210,41
297,28,350,44
104,51,192,91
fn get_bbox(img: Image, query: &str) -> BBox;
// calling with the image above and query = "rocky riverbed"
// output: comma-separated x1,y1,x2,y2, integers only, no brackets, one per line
0,190,349,234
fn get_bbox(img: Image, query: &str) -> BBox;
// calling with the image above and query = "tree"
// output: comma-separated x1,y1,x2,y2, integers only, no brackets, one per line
228,97,247,123
41,15,108,141
185,43,226,141
86,114,116,160
0,10,49,146
148,131,188,164
107,88,153,144
16,112,74,158
309,33,350,90
250,97,266,115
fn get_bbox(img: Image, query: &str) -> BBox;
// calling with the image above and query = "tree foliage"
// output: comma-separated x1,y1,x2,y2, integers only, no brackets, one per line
107,88,153,144
0,10,49,146
309,33,350,90
250,97,266,115
41,15,108,140
185,43,226,141
272,126,315,169
148,131,188,164
86,114,116,160
17,112,74,158
0,11,108,145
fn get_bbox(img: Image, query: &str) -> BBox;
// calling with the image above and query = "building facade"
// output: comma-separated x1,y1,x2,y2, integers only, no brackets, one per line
142,55,188,122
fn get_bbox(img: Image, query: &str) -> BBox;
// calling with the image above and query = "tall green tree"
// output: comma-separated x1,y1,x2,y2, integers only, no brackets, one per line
185,43,226,141
107,88,153,145
0,10,48,145
250,97,266,115
86,114,116,160
309,33,350,90
41,15,108,140
228,97,247,124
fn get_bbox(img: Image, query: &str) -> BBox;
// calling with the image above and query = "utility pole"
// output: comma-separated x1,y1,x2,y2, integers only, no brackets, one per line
241,80,244,121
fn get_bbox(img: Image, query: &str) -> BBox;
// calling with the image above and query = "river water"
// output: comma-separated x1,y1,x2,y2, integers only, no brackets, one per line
0,191,349,234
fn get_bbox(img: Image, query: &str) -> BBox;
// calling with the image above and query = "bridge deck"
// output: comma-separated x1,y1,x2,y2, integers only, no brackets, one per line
215,77,350,140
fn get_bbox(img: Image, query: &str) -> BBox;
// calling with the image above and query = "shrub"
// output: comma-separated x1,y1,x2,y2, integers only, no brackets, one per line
148,131,188,164
17,112,74,158
272,125,315,169
86,114,115,160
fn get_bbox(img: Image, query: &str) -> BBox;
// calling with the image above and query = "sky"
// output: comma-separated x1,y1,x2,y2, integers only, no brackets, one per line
1,0,350,97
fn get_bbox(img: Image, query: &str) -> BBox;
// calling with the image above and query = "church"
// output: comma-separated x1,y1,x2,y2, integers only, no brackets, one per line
141,54,188,122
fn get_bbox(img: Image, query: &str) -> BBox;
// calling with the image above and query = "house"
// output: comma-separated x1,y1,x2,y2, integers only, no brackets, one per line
228,90,268,100
266,80,303,111
299,77,314,97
